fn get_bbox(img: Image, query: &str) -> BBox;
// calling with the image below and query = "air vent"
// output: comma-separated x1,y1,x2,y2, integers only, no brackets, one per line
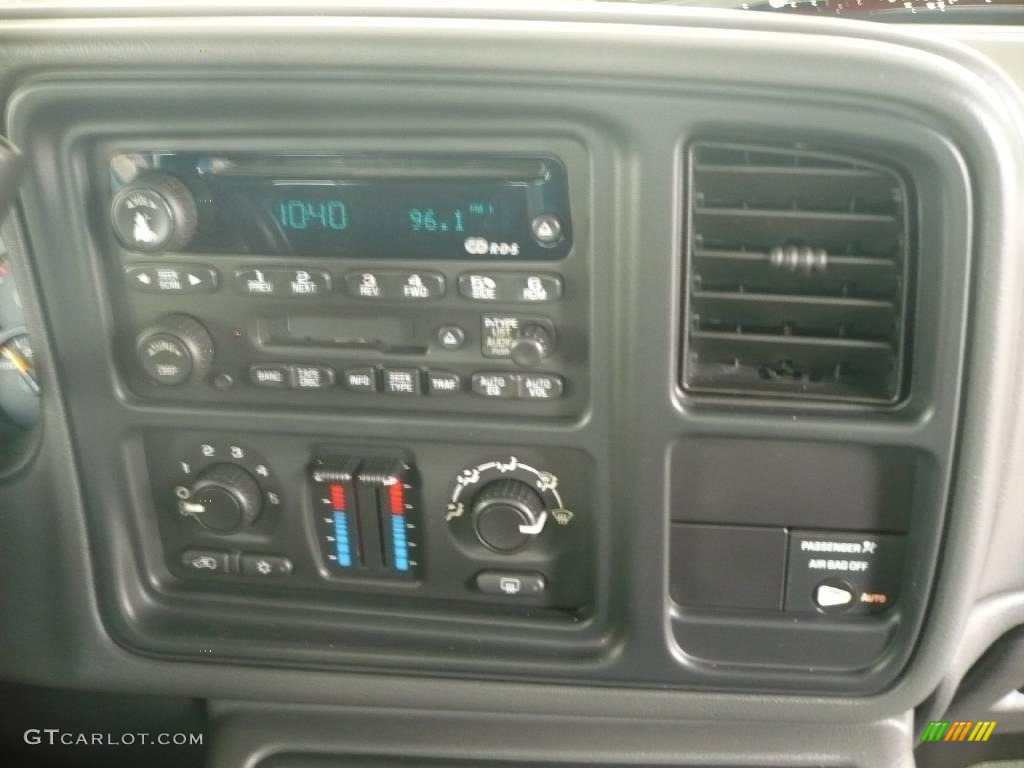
683,142,913,404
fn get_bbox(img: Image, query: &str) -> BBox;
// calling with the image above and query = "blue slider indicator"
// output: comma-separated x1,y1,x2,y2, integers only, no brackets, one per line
329,482,352,568
388,481,410,572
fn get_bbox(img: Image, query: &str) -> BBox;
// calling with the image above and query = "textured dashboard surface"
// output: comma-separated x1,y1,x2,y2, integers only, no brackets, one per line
0,5,1023,768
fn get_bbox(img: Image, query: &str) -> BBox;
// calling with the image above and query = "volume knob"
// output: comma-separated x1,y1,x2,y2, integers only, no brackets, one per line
110,173,198,253
181,463,263,533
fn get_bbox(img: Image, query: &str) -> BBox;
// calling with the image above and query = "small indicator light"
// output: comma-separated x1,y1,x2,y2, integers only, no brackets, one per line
329,482,345,510
389,481,404,515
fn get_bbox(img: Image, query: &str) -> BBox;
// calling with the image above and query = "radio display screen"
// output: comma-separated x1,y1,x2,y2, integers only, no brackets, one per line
109,153,573,260
254,181,530,258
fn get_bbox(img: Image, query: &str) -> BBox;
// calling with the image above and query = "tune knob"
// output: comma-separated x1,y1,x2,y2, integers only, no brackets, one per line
179,463,263,533
110,173,198,253
509,324,553,369
471,479,548,553
136,314,214,386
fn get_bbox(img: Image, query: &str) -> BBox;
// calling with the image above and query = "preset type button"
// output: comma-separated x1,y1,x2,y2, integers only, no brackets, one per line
382,367,422,395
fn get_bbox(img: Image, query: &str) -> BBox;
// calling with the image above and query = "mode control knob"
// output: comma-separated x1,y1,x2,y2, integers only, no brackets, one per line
179,463,263,533
110,173,198,253
136,314,214,386
471,479,548,553
509,324,553,369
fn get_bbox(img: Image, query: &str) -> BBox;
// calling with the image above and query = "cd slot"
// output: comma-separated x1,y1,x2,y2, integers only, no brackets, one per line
210,155,549,181
257,314,428,355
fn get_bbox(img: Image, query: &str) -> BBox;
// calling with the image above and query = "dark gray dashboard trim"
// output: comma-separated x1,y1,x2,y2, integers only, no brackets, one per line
0,2,1020,733
206,702,917,768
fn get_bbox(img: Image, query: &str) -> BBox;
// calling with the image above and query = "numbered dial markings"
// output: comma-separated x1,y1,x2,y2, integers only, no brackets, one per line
174,441,282,513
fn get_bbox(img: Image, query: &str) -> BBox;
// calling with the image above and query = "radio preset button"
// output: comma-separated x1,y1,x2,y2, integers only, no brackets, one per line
398,272,445,300
344,270,385,299
249,364,290,389
518,374,564,400
458,273,501,302
235,269,280,296
284,269,331,297
516,274,562,303
383,368,422,396
290,365,335,390
344,367,378,392
459,272,564,303
428,370,462,395
343,270,445,301
472,372,517,399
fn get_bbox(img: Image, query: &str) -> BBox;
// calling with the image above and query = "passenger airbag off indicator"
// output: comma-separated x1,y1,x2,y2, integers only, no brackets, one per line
784,531,905,615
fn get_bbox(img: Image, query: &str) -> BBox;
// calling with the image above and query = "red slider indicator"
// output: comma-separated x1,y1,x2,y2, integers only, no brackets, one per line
389,481,405,516
329,482,345,511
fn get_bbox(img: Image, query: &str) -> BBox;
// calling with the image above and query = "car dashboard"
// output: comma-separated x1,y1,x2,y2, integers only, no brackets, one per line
1,3,1024,767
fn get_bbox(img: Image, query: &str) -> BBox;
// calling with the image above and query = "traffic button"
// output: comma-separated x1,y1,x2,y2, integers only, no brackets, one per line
428,370,461,395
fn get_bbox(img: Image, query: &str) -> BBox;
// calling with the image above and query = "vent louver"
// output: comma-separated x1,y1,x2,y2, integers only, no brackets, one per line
683,142,913,405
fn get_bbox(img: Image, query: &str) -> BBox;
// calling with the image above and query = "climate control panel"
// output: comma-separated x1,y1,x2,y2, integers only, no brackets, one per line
145,430,592,611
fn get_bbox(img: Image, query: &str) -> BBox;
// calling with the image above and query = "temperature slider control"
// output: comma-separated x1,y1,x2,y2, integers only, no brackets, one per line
311,455,418,578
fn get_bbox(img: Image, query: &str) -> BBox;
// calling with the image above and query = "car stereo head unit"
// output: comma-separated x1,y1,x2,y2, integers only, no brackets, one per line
108,152,573,260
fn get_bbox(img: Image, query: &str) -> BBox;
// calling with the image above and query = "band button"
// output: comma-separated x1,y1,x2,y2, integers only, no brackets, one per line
249,364,290,389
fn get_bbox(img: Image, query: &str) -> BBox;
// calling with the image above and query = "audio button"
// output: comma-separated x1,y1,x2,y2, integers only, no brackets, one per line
290,365,335,390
